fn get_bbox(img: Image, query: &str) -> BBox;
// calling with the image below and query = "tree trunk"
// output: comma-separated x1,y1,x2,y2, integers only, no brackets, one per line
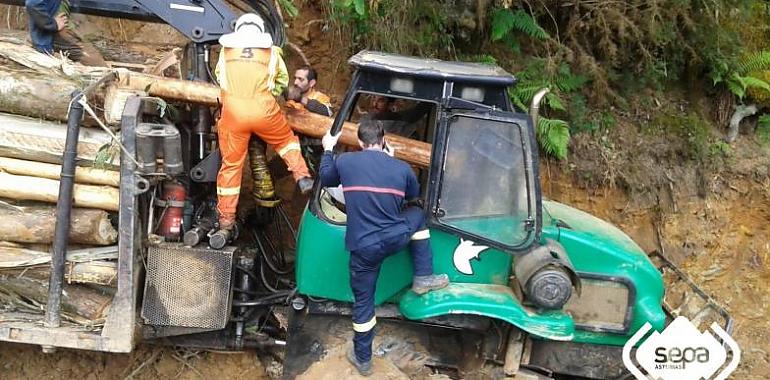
3,261,117,286
284,111,432,168
0,276,112,322
0,65,80,121
0,157,119,186
0,113,116,167
0,205,117,245
115,71,433,168
0,172,119,211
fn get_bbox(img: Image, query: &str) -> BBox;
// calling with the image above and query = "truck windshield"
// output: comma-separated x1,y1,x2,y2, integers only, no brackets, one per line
437,114,531,248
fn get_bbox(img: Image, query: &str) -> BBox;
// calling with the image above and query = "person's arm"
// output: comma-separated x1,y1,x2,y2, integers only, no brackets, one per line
319,151,341,187
405,167,420,201
25,0,58,32
214,51,227,90
270,47,289,97
305,99,333,117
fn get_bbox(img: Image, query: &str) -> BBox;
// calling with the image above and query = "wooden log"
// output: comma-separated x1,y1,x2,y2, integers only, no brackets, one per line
0,64,80,121
0,157,119,186
0,38,433,168
2,261,117,287
0,276,112,322
115,71,433,167
284,111,432,168
0,113,116,167
0,172,119,211
0,243,118,268
0,205,117,245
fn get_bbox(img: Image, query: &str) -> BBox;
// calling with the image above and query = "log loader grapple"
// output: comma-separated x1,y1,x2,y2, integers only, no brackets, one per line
0,1,735,379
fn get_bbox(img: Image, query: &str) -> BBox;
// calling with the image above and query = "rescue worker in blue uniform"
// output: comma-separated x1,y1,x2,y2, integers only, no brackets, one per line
319,119,449,376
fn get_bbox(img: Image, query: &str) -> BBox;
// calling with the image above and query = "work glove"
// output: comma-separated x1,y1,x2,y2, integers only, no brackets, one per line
322,130,341,152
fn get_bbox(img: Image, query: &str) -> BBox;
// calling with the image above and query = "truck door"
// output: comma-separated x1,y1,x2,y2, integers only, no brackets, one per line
427,110,541,254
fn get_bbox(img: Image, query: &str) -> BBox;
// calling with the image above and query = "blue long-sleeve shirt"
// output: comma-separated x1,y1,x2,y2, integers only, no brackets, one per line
319,149,420,252
25,0,62,54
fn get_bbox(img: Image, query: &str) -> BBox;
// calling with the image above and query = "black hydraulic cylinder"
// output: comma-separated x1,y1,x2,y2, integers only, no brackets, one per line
45,91,84,328
192,43,211,162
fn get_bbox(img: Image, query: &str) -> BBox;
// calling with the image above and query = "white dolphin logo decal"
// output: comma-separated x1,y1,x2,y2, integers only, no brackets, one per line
452,238,489,275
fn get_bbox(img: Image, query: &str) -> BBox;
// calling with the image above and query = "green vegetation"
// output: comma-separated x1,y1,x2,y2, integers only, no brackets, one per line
323,1,770,160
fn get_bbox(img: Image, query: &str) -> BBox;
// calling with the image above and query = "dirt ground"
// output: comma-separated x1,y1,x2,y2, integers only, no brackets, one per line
2,1,770,379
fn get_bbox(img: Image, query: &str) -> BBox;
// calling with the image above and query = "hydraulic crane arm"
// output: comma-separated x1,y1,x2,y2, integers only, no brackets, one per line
0,0,284,45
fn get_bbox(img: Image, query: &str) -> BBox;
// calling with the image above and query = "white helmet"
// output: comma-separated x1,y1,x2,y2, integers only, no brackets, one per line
235,13,265,33
219,13,273,48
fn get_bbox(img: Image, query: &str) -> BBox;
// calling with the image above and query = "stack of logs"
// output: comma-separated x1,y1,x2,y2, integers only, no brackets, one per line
0,36,121,325
0,34,433,325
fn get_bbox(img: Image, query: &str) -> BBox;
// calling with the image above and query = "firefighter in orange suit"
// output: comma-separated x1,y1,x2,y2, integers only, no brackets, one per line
213,13,313,239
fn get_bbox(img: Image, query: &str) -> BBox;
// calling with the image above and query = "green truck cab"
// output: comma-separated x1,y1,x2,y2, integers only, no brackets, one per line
286,51,667,379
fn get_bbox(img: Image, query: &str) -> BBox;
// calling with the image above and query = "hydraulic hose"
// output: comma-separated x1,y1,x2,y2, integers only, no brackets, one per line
45,91,84,328
249,138,280,207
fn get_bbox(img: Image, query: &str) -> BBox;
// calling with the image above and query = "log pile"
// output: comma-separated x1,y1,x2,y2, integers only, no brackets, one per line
0,38,121,325
0,35,435,325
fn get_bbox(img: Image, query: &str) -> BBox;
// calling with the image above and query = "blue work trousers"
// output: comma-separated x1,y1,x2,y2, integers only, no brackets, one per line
349,206,433,363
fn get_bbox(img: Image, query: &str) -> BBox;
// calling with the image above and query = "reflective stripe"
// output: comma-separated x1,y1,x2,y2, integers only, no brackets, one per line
353,316,376,332
411,229,430,240
217,186,241,196
277,142,301,157
343,186,405,197
266,46,279,93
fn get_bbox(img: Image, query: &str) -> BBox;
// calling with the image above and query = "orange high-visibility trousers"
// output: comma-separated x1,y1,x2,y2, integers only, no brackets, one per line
216,95,310,226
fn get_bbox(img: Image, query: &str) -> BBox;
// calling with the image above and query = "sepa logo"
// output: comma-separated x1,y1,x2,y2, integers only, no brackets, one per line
622,316,741,380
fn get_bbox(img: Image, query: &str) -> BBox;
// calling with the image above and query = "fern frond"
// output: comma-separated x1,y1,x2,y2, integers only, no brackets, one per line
491,9,549,41
554,72,589,93
537,118,570,160
491,9,514,41
510,10,549,40
350,0,366,17
277,0,299,18
740,76,770,93
512,84,547,104
726,78,745,99
738,51,770,74
545,92,566,112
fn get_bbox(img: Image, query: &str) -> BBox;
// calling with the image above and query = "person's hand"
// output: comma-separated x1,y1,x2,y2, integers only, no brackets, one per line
322,130,341,151
55,13,68,31
383,140,395,157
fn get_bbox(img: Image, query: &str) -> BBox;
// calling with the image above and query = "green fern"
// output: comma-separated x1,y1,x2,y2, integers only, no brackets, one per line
277,0,299,19
740,76,770,92
554,71,589,93
491,9,549,42
758,114,770,144
545,92,566,112
738,51,770,74
537,118,570,160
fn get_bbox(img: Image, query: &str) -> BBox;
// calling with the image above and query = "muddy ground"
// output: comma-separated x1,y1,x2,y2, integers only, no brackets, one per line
1,1,769,379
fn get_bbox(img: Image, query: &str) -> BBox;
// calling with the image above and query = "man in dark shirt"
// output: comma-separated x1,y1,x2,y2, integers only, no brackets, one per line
319,120,449,376
25,0,106,66
360,95,432,138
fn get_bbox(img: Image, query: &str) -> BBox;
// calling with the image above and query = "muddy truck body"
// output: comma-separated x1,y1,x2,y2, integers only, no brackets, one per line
0,1,734,379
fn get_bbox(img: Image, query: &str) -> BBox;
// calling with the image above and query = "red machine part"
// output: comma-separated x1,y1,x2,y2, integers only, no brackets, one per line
159,181,186,240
